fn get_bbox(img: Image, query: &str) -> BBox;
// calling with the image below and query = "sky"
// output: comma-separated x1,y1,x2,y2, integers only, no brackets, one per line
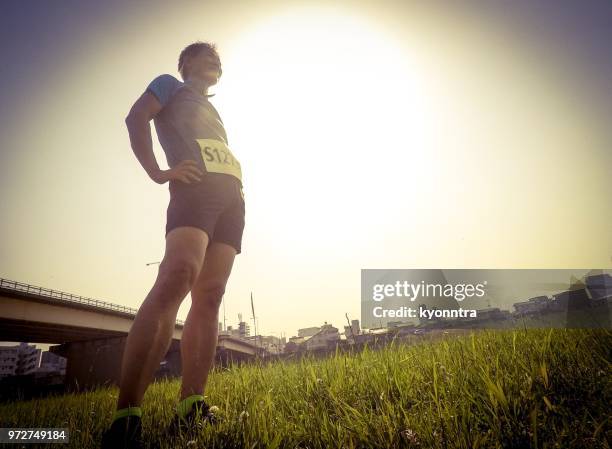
1,0,611,343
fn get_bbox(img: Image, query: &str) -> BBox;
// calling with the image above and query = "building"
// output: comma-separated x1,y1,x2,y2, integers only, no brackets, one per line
550,288,591,311
0,347,18,378
354,327,393,345
305,323,340,351
0,343,42,378
386,321,407,329
343,319,360,341
513,296,550,316
474,308,511,321
350,319,360,336
234,313,251,338
247,335,286,355
224,326,240,338
343,325,355,340
298,326,320,338
238,320,250,338
585,273,612,302
387,322,417,334
287,335,308,345
224,320,251,339
36,351,67,376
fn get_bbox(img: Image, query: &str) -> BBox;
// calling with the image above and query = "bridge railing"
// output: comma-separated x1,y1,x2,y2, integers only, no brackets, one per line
0,278,184,326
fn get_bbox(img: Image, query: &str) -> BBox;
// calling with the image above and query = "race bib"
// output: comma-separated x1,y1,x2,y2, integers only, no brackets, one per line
195,139,242,182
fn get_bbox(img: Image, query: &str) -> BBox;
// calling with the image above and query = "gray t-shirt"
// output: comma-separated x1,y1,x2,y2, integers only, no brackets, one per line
146,74,239,180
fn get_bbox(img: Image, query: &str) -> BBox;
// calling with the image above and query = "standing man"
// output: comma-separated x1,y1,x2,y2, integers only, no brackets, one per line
102,41,245,449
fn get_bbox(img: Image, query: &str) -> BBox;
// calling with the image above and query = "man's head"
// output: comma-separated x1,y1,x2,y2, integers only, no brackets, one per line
178,41,222,84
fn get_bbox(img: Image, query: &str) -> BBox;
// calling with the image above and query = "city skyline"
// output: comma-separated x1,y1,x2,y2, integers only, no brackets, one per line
2,270,610,352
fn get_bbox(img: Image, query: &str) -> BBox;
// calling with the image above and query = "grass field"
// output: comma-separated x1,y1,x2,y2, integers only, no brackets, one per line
1,328,610,449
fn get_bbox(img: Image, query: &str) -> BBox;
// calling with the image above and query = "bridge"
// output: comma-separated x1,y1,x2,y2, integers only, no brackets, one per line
0,278,261,389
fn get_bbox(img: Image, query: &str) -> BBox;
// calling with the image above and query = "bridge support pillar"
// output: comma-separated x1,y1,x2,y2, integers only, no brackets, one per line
50,337,182,390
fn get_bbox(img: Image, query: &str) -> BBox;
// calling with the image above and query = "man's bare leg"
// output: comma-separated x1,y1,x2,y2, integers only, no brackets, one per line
116,227,209,410
180,241,237,400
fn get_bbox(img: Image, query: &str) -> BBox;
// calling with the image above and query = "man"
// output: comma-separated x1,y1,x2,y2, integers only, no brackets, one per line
101,41,245,449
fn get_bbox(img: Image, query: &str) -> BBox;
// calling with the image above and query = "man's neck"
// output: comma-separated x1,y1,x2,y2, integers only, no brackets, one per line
185,76,214,97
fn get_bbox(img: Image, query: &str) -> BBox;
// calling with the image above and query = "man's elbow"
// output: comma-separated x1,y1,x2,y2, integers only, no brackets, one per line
125,113,145,127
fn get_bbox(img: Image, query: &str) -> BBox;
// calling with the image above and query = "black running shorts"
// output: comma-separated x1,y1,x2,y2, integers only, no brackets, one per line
165,173,245,254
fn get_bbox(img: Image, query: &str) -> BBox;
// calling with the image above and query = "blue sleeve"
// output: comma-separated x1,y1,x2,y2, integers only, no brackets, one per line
145,74,181,107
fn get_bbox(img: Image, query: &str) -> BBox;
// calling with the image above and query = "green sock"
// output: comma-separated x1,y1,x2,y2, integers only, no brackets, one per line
112,406,142,423
177,394,204,420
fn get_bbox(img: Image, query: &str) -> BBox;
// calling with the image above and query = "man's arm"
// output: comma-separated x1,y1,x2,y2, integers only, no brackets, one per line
125,92,164,181
124,92,202,184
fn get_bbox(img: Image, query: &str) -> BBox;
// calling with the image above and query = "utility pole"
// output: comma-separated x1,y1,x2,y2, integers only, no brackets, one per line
250,292,259,352
222,295,226,331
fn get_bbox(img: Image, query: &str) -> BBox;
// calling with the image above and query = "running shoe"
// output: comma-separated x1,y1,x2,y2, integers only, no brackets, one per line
166,399,218,438
100,415,143,449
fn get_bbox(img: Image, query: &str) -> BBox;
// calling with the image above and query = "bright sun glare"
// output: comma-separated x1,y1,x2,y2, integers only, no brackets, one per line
218,7,433,251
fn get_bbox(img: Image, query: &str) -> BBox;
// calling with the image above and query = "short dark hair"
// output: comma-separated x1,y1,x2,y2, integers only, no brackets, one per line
178,41,221,80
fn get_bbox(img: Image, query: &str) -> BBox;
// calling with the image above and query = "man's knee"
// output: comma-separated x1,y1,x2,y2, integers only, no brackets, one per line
192,280,226,311
157,258,200,298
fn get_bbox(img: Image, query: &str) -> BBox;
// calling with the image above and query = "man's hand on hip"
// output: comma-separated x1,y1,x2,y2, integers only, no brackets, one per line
150,160,204,184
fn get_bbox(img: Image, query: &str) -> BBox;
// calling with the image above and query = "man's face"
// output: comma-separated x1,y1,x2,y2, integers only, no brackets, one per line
188,50,222,84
